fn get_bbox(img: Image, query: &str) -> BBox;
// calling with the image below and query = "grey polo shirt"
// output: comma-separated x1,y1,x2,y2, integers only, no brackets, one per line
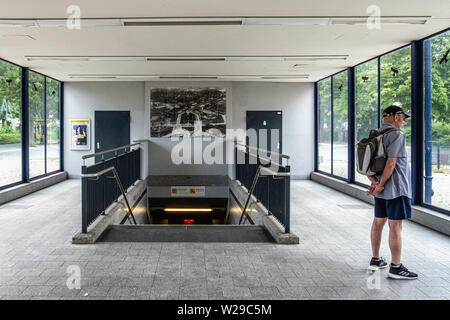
374,122,412,200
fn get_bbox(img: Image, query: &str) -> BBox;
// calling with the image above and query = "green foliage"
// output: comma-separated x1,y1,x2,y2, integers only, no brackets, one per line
1,64,61,148
0,124,20,144
0,123,15,134
0,133,21,144
318,30,449,149
432,121,450,142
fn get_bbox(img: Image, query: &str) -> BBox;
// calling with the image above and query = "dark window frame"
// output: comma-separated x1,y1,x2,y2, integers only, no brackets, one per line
0,57,63,190
314,27,450,216
316,69,351,182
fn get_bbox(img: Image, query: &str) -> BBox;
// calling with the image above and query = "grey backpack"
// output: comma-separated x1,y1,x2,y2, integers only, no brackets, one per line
356,127,398,176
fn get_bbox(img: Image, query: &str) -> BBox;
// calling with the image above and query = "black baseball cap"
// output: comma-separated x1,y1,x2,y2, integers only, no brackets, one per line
382,105,410,119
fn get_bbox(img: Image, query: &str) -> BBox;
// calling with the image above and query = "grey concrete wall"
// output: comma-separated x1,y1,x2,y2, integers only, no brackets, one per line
231,82,314,180
311,172,450,236
64,81,315,179
64,82,146,178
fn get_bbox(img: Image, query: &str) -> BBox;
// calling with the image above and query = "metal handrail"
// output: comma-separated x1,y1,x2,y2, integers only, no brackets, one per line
235,138,291,233
81,166,137,225
260,167,291,177
236,142,290,160
238,164,290,233
82,142,141,164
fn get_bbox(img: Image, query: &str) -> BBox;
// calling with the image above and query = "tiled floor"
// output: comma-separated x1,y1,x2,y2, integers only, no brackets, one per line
0,179,449,300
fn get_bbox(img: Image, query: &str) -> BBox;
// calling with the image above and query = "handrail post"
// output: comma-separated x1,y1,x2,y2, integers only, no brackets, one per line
284,165,291,234
81,165,88,233
239,165,262,225
112,167,137,224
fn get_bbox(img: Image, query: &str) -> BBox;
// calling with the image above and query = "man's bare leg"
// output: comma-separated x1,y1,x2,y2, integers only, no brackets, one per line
371,217,387,258
388,219,402,265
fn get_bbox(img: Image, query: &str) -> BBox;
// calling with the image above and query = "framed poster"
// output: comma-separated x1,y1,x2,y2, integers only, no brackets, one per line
71,119,90,150
150,88,226,138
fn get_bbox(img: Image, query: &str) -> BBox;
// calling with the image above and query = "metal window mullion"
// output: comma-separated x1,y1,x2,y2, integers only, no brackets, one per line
348,67,356,183
60,82,64,171
377,57,381,128
44,77,47,174
411,40,424,206
21,68,30,182
314,82,319,172
330,76,334,175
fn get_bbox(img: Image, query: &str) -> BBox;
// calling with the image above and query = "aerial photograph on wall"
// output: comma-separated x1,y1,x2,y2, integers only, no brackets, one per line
150,88,226,138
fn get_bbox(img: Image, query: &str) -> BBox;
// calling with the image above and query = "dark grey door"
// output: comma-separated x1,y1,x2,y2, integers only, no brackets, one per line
94,111,130,162
246,110,282,156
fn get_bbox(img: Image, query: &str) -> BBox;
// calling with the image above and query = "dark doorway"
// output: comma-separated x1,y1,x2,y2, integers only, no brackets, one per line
246,110,283,157
94,111,130,162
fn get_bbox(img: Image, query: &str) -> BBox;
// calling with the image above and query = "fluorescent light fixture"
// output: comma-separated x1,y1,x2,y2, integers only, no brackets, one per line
331,16,430,25
218,75,263,79
26,56,89,62
114,75,160,79
0,20,37,27
243,17,330,26
0,16,432,28
159,76,219,79
283,55,348,61
147,57,226,61
164,208,213,212
68,74,159,79
25,56,146,62
122,17,243,26
36,19,122,27
225,57,284,62
27,55,347,62
88,56,147,62
68,74,309,80
261,76,309,79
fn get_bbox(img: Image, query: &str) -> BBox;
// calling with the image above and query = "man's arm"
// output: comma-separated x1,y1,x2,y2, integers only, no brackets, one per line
369,157,397,194
379,157,397,187
368,175,378,184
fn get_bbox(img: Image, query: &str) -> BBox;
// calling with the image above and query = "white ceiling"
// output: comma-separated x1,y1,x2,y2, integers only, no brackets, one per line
0,0,449,82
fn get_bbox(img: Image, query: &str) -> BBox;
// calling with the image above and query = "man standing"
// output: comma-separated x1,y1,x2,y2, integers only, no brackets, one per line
367,105,418,280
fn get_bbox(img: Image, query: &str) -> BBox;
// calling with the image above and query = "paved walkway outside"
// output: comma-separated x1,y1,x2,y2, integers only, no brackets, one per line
0,179,449,300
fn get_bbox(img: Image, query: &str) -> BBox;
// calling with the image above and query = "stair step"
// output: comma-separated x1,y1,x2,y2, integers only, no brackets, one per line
98,225,274,243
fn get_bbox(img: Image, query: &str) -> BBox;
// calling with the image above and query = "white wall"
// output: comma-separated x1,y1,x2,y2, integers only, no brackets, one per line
64,81,314,179
231,82,314,179
64,82,145,177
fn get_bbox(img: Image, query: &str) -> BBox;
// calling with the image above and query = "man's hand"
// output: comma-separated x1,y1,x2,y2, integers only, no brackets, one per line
366,176,379,195
368,183,384,195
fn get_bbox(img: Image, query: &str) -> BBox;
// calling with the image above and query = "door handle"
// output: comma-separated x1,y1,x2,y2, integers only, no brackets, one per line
97,142,100,149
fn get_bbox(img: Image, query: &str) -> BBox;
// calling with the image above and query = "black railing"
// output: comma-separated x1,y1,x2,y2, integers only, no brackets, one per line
81,145,141,233
235,142,291,233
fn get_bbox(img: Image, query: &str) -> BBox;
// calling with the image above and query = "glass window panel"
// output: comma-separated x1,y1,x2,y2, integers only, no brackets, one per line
318,78,332,173
423,31,450,212
28,71,45,178
332,71,348,179
0,60,22,187
380,46,412,167
46,78,60,173
355,59,379,184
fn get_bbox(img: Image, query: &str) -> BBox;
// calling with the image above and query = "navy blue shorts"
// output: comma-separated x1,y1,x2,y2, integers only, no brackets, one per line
374,196,411,220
